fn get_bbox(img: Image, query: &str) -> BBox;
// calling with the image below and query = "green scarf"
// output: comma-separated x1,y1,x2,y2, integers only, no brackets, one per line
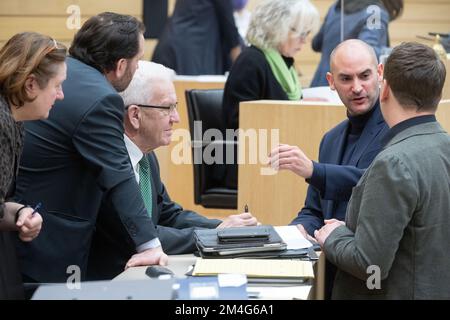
262,48,302,101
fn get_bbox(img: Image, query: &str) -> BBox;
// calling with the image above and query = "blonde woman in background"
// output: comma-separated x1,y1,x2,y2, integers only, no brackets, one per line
222,0,320,189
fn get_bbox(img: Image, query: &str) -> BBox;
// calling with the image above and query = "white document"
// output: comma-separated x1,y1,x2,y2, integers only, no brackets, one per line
174,75,227,82
275,226,313,250
302,86,343,104
218,274,247,287
248,286,312,300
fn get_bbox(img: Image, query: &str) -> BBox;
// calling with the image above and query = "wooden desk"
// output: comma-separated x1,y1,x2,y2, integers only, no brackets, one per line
155,76,238,219
113,254,318,300
113,254,196,281
436,100,450,130
238,100,346,226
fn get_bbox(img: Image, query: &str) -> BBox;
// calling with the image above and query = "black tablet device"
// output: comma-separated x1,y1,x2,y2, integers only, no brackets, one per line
217,226,271,243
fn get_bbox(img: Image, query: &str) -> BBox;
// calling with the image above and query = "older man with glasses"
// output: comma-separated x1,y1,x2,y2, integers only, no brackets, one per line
87,61,258,280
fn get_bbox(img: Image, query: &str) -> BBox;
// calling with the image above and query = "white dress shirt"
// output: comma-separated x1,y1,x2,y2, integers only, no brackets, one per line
124,135,161,251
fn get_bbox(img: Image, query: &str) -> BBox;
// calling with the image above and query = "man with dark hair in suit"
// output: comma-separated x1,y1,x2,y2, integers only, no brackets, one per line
15,12,167,284
88,61,258,280
269,39,388,298
315,42,449,299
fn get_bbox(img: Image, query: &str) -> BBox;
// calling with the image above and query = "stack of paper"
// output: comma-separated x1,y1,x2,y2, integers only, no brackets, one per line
192,258,314,280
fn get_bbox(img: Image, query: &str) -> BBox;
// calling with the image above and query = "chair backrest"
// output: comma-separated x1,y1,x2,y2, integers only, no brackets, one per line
185,89,231,206
186,89,226,135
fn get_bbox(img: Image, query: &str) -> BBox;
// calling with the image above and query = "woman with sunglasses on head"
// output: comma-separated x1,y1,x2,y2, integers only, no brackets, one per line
0,32,66,299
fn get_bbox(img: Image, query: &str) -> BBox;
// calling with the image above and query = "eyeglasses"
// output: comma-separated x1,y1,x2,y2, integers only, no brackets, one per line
132,103,178,116
290,28,311,40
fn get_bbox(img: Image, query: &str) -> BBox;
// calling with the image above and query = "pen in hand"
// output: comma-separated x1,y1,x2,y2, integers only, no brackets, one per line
244,204,259,226
30,202,42,216
16,202,43,242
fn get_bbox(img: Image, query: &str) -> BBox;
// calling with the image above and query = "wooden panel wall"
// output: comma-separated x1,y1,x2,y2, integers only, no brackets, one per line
0,0,160,61
238,101,346,225
0,1,141,41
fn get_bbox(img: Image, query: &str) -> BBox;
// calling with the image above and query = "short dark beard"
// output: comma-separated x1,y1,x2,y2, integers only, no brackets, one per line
111,63,134,92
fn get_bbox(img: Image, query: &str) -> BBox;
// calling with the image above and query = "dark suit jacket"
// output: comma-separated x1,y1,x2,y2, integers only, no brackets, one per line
87,152,221,280
14,57,158,283
152,0,240,75
291,103,388,299
291,103,388,235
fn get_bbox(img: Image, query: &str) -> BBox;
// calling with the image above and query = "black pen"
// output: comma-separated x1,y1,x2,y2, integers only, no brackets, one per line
31,202,42,216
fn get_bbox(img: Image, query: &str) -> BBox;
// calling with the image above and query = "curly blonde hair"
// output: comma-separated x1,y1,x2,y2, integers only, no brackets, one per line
247,0,320,50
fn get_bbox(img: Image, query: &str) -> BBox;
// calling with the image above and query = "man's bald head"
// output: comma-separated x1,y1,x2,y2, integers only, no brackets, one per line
326,39,382,116
330,39,378,73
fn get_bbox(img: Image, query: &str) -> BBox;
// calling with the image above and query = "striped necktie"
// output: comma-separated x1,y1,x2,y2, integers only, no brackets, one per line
139,156,152,217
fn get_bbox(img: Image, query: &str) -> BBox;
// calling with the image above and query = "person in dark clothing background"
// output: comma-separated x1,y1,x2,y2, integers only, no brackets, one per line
310,0,403,87
151,0,241,75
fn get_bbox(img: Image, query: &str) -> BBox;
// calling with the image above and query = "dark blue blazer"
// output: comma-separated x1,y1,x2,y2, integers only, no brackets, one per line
87,152,222,280
291,103,388,236
152,0,240,75
14,57,158,282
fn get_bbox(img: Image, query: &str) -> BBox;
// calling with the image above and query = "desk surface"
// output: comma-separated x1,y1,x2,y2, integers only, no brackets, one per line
113,254,196,281
113,254,314,300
